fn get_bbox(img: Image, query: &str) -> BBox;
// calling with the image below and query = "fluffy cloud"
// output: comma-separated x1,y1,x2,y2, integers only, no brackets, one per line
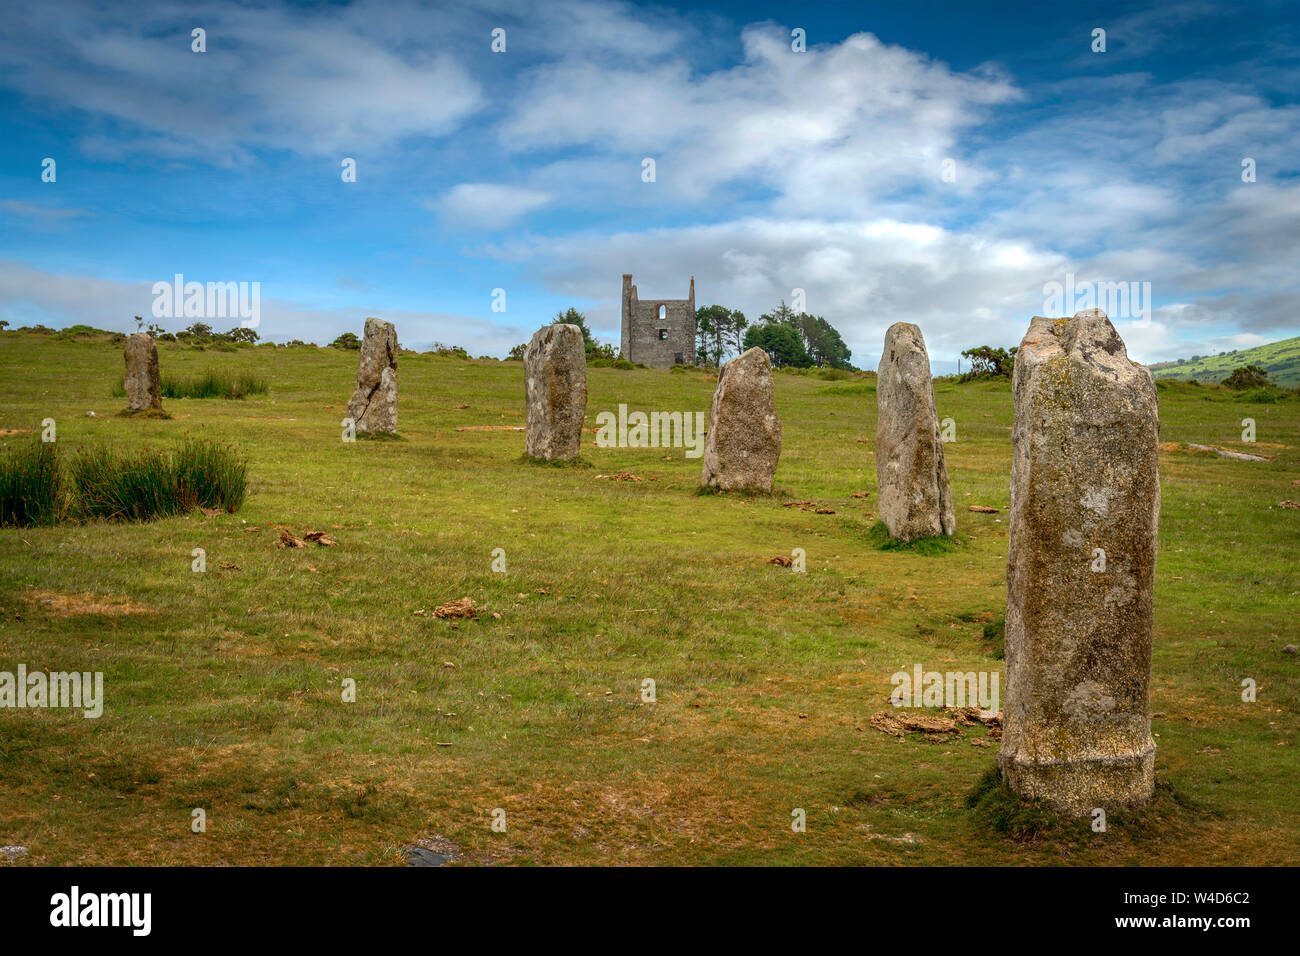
0,1,483,162
433,184,552,230
499,25,1019,216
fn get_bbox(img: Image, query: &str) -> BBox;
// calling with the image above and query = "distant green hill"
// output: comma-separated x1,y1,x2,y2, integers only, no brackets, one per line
1149,335,1300,387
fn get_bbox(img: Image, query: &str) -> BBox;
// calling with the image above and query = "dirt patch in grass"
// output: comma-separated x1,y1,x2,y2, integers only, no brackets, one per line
26,589,149,617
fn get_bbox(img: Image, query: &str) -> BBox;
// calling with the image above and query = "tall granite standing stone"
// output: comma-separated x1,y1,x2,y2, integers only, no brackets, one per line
875,323,955,541
123,332,162,412
346,317,398,434
999,309,1160,815
700,346,781,492
524,324,587,461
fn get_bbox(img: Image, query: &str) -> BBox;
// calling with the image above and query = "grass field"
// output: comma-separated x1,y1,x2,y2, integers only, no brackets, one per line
0,331,1297,866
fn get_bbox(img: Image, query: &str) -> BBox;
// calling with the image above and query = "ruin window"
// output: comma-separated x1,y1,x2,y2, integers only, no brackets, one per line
658,329,668,340
658,305,667,320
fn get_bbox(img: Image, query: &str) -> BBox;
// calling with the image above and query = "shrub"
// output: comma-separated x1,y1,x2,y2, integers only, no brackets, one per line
70,439,247,521
1222,364,1271,390
431,343,469,359
330,332,361,350
0,439,63,527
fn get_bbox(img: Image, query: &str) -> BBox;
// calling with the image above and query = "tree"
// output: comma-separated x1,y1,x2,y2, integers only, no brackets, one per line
695,305,748,367
756,301,852,369
226,326,259,343
796,314,852,369
507,343,526,361
0,320,9,331
959,345,1016,380
330,332,361,350
744,322,812,368
1222,364,1271,390
552,307,594,349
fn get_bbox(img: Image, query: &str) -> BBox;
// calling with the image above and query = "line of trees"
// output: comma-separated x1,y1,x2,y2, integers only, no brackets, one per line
739,301,853,370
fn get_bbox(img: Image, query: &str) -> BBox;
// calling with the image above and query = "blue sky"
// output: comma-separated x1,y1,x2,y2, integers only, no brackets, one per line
1,0,1296,372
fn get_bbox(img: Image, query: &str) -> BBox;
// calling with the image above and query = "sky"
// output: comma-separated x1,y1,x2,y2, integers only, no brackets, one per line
0,0,1297,373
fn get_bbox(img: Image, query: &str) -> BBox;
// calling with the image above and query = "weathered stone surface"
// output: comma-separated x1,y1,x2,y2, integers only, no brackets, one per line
875,323,955,541
999,309,1160,815
700,346,781,492
346,317,398,434
524,324,587,460
123,332,161,412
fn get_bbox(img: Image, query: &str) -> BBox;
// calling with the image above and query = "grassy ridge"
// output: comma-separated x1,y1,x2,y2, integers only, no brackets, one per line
1150,335,1300,387
0,331,1296,866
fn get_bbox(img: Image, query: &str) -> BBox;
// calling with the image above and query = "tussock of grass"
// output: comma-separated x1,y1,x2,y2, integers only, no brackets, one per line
0,438,63,526
70,438,247,521
111,369,268,400
866,520,962,554
173,438,247,512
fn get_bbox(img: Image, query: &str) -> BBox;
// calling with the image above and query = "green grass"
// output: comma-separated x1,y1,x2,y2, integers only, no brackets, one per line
0,439,63,527
110,368,269,400
0,332,1296,866
68,439,246,521
1150,334,1300,387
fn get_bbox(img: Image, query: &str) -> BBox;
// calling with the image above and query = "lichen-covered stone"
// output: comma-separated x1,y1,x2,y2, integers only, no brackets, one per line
346,318,399,434
525,324,587,460
875,323,955,541
700,346,781,492
998,309,1160,815
123,332,161,412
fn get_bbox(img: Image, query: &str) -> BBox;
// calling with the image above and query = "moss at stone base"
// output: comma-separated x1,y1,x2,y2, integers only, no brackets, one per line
518,454,590,468
116,407,172,419
866,520,961,554
355,430,406,441
965,767,1212,846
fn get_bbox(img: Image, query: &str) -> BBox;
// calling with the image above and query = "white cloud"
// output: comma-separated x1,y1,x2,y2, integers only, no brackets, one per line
497,25,1020,216
433,184,552,230
0,1,483,162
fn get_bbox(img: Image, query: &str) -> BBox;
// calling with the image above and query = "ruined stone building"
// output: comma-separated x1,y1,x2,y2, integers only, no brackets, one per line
620,274,696,368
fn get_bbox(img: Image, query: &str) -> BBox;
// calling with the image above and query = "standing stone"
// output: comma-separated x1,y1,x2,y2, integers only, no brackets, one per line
524,324,587,460
875,323,955,541
700,346,781,492
123,332,162,412
346,317,398,434
999,309,1159,815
